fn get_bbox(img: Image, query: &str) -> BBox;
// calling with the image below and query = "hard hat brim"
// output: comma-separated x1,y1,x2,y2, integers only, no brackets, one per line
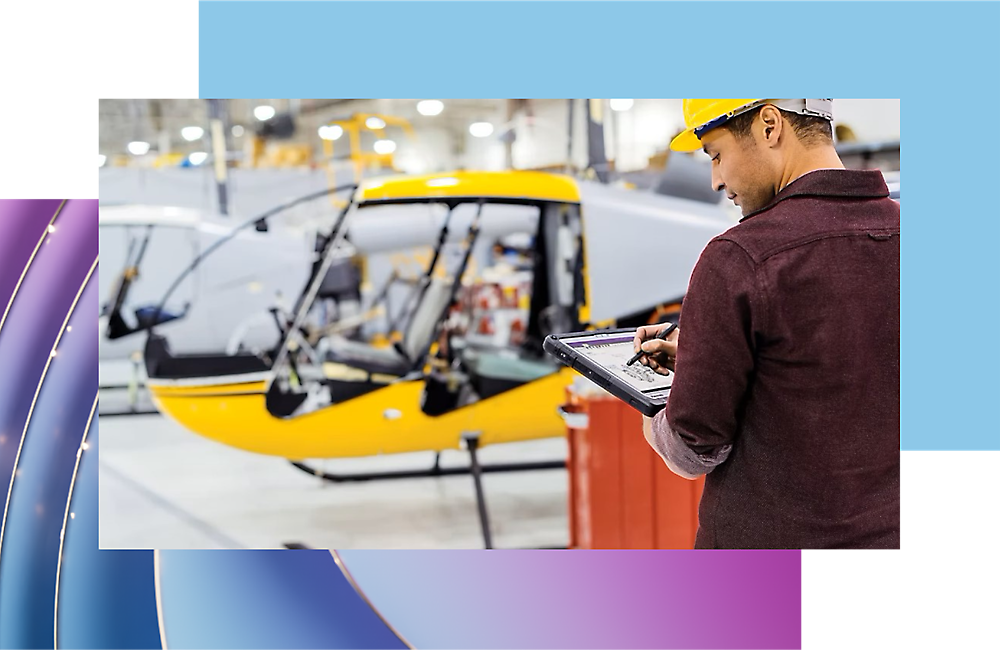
670,128,702,153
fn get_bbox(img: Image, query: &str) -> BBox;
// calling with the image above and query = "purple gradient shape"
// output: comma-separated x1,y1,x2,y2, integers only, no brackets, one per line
0,200,63,313
0,199,159,649
338,550,801,649
0,200,97,528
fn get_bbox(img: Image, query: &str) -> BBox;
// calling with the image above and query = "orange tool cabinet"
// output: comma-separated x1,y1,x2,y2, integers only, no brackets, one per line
562,387,704,549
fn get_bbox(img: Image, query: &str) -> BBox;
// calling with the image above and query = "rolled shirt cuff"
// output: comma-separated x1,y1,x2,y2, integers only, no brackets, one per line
650,409,732,479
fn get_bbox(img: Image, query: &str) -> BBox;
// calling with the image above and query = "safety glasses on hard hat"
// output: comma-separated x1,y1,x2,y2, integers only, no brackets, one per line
693,98,834,141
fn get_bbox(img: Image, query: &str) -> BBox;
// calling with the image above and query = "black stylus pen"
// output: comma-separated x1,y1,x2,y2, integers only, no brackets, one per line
626,322,678,366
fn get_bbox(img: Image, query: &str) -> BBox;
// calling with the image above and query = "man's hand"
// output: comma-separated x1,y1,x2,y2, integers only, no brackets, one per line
632,322,679,374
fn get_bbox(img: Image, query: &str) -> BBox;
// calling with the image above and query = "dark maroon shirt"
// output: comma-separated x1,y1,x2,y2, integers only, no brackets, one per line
655,169,900,549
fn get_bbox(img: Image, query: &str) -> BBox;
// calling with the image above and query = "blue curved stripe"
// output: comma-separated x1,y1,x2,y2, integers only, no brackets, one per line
158,550,406,649
0,200,97,549
0,275,97,648
56,409,162,649
0,199,162,649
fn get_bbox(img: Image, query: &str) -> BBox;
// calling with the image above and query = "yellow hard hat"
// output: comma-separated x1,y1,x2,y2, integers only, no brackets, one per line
670,99,834,152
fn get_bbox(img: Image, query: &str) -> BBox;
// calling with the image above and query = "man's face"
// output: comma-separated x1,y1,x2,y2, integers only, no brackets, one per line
700,126,777,217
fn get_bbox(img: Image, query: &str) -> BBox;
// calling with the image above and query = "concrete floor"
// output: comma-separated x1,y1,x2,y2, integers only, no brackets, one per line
99,392,570,550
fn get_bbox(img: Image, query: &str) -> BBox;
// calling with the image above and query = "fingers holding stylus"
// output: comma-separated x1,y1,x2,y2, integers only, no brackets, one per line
632,323,679,374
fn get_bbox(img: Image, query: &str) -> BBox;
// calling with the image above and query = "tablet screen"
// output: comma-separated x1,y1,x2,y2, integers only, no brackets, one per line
564,331,673,393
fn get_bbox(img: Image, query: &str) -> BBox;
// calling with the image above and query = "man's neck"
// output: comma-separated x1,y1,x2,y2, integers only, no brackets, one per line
779,147,845,192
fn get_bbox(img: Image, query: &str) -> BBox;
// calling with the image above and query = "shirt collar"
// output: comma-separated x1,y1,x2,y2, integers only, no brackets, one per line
739,169,890,222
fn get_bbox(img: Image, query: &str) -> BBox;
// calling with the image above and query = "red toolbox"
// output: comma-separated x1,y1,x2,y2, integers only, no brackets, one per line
562,386,704,549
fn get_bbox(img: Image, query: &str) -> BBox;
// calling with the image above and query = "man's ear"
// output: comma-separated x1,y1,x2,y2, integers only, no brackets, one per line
759,105,782,147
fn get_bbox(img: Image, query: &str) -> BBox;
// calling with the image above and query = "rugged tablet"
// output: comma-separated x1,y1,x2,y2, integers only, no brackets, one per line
544,328,673,417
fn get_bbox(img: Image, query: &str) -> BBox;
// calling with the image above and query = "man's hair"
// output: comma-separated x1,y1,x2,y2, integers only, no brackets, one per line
723,105,833,148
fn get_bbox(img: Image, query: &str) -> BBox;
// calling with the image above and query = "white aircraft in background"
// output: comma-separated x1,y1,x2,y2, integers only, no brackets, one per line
99,205,316,389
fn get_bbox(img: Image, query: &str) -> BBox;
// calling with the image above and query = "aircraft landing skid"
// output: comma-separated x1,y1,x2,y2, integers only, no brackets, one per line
99,357,157,417
99,407,160,418
287,432,566,550
98,382,159,417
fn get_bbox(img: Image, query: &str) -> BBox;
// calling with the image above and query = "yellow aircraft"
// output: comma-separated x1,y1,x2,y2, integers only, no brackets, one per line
143,171,732,464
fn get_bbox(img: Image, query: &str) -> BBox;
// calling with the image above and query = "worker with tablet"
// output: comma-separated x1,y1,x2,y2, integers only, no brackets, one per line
549,99,899,550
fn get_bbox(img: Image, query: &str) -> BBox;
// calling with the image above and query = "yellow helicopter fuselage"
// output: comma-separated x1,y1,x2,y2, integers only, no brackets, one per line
148,368,575,460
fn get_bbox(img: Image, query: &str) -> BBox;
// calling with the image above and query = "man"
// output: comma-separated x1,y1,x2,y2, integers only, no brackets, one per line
634,99,899,549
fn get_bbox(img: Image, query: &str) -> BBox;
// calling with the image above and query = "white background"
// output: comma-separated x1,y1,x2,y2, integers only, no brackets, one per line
3,2,993,649
803,452,998,649
0,1,198,198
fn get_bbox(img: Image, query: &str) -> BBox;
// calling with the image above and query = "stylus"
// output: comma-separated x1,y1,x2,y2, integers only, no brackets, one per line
626,322,679,366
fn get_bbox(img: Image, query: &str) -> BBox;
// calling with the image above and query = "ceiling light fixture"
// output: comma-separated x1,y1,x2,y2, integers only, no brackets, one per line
417,100,444,116
254,105,276,121
469,122,494,138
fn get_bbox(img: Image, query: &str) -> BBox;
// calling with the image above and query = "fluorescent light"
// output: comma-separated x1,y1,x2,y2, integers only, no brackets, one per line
232,125,245,137
366,116,386,130
254,105,276,121
610,99,634,112
188,151,209,165
98,154,107,167
417,100,444,116
469,122,494,138
318,125,343,141
373,139,397,154
127,141,150,156
181,126,204,141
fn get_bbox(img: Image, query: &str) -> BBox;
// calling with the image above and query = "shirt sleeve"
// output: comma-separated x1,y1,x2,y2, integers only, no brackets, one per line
651,238,762,470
